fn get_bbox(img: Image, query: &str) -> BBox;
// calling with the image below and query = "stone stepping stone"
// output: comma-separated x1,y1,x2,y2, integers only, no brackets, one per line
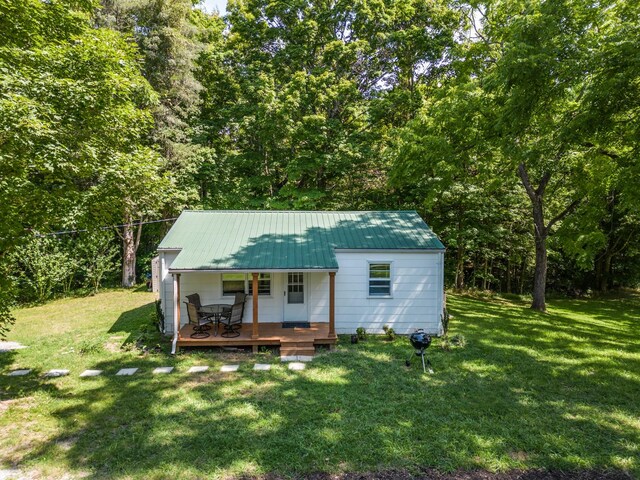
45,369,69,377
220,364,239,373
79,369,102,377
153,367,174,374
281,355,314,362
7,369,31,376
0,341,27,352
187,366,209,373
115,368,138,376
288,362,306,371
253,363,271,371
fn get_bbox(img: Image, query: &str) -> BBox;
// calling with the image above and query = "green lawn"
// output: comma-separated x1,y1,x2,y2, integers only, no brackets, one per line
1,289,638,479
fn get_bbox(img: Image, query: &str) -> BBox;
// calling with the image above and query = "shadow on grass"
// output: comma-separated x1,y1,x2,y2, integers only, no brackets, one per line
9,294,640,478
107,302,157,347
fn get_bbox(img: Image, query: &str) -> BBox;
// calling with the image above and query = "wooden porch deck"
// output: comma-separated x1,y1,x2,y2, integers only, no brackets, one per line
176,322,336,355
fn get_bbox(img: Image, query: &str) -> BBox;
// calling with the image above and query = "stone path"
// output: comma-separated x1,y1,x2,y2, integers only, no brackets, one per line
220,364,239,372
6,361,309,378
0,341,26,352
187,366,209,373
153,367,174,374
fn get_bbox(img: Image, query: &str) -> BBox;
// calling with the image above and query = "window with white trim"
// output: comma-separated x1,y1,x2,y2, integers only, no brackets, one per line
222,273,245,296
222,273,272,296
368,263,391,297
248,273,271,296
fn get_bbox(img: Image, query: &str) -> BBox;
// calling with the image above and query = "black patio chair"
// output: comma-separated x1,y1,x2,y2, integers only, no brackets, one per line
185,293,213,328
185,302,214,338
219,302,244,338
233,292,247,305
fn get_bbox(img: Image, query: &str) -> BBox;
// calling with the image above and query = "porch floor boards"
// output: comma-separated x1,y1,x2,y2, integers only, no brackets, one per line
176,322,336,351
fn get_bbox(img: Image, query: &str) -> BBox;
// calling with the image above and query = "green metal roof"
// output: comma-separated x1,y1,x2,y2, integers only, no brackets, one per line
159,210,444,271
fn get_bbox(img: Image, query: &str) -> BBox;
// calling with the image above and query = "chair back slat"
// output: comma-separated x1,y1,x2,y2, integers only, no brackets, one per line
234,292,247,305
185,303,199,325
230,302,244,323
186,293,202,309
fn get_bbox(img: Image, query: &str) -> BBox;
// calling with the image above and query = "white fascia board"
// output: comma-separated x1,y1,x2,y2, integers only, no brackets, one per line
333,248,445,253
168,268,339,274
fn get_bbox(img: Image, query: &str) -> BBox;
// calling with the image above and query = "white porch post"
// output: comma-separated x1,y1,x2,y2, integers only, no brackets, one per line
252,272,259,340
171,273,181,354
329,271,336,338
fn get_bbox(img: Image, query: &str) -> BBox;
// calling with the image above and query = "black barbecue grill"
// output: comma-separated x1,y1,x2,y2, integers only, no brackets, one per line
405,329,433,373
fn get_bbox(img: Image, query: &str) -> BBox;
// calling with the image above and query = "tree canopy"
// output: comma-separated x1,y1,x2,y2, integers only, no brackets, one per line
1,0,638,328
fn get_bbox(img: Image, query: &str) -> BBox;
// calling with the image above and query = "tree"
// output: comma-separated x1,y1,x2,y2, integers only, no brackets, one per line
0,0,160,322
97,0,206,181
86,148,180,287
78,232,119,294
196,0,462,209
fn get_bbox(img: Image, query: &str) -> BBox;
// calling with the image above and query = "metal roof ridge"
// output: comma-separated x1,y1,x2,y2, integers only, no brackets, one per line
179,209,420,214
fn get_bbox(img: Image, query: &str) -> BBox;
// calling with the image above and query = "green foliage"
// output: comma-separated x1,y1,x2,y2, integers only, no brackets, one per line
78,339,104,355
439,333,466,351
355,327,367,341
195,0,462,209
382,325,396,341
0,0,162,325
78,232,119,294
10,236,75,303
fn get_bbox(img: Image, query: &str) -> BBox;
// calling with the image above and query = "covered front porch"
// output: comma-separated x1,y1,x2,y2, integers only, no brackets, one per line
176,321,336,356
171,271,337,355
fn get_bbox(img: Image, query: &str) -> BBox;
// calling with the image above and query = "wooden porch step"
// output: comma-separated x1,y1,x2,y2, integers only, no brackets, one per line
280,340,315,357
280,341,315,348
280,347,316,357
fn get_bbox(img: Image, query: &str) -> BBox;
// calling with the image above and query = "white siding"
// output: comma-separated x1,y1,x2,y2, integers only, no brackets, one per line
332,251,443,335
161,268,287,333
160,250,444,335
159,251,179,333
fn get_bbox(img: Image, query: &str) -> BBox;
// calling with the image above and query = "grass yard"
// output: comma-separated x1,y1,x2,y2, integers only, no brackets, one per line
0,289,638,479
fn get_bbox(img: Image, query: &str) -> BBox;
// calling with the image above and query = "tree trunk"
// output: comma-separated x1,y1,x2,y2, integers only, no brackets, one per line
600,253,612,292
518,163,550,312
517,163,580,312
482,256,488,290
121,218,144,288
455,243,465,290
531,228,548,311
121,223,136,288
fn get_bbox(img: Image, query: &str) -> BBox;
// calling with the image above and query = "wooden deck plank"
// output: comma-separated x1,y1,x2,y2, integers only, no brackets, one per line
176,322,336,348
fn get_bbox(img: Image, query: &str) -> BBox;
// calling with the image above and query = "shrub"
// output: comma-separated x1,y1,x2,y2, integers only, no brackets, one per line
382,325,396,341
440,333,466,351
78,340,103,355
356,327,367,340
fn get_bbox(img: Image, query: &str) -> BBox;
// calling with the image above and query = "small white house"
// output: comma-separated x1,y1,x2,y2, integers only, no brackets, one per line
158,210,445,354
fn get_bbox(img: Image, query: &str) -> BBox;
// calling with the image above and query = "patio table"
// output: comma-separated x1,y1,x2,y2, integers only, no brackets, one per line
199,304,232,336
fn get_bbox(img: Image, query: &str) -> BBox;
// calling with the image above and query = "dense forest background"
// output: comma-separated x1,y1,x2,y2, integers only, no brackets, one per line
1,0,639,329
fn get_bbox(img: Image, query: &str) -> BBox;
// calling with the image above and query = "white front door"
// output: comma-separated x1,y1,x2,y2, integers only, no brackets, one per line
283,272,307,322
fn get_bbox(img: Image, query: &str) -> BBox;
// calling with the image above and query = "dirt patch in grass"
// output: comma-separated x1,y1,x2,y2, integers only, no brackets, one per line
255,469,634,480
